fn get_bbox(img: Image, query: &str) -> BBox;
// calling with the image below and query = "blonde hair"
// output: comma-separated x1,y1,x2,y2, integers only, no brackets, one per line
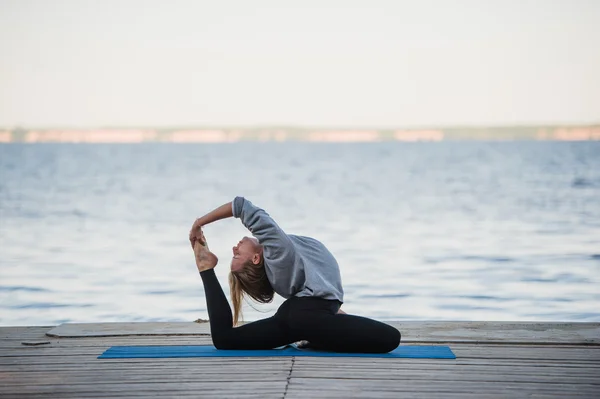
229,257,274,326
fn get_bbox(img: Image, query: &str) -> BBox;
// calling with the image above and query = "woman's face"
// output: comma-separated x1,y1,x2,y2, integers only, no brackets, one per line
231,236,262,272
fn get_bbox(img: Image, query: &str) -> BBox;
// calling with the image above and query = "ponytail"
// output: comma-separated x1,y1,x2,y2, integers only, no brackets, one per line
228,258,274,326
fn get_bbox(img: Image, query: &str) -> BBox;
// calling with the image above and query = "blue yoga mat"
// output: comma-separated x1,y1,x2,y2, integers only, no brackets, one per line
98,345,456,359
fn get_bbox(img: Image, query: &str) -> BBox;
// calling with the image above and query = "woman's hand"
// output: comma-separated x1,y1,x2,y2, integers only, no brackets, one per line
189,202,234,243
189,217,205,244
189,224,205,249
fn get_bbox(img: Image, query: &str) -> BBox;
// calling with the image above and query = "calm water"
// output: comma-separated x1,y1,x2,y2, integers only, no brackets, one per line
1,142,599,326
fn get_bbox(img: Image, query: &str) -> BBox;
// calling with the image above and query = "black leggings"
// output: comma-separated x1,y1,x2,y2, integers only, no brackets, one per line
200,269,401,353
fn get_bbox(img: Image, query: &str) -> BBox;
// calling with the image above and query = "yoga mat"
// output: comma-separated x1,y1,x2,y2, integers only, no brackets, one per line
98,345,456,359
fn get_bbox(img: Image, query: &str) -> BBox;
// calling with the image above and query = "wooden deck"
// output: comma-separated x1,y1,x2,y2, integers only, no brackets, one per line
1,322,599,398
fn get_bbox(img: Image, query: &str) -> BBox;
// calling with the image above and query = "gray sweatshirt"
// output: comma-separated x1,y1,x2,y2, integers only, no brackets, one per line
232,197,344,302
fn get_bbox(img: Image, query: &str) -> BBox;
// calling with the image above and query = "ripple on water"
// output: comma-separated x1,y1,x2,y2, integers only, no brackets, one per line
8,303,95,309
140,290,179,295
0,286,53,293
424,255,515,264
436,304,500,311
459,295,513,302
520,276,557,283
359,294,410,299
572,177,599,188
553,273,591,283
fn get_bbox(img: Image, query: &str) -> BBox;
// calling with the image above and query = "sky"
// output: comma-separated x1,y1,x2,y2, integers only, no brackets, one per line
0,0,599,128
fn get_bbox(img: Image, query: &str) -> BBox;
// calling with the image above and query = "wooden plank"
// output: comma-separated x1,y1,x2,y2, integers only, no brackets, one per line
1,371,291,386
45,322,211,338
291,361,600,374
0,381,288,395
41,322,600,345
2,368,597,386
1,392,284,399
2,394,280,399
286,391,594,399
291,361,600,372
2,355,599,368
0,326,53,335
6,340,600,352
287,394,514,399
288,369,600,383
0,337,216,349
4,362,600,377
4,339,598,351
286,392,597,399
0,329,57,339
451,347,600,361
391,321,600,345
285,378,600,394
0,367,285,375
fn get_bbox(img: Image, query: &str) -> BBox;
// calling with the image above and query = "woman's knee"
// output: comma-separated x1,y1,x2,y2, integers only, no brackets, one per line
380,325,401,352
347,317,401,353
365,323,400,353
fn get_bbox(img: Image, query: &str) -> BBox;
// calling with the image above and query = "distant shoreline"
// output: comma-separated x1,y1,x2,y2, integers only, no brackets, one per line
1,125,599,143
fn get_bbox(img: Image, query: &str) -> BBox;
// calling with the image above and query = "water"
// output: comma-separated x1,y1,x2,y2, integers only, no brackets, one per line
1,142,599,326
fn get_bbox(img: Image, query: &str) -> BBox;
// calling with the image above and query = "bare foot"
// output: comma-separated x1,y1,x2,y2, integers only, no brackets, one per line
193,240,218,272
296,340,312,349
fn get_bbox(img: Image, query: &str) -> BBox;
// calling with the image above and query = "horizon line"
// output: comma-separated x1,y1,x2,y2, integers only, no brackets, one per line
3,121,600,130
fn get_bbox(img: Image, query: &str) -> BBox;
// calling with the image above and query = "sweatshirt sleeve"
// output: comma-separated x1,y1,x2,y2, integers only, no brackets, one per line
232,197,296,262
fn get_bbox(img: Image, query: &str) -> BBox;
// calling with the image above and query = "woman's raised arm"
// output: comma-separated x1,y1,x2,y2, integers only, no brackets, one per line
189,201,233,241
232,197,295,261
190,197,294,260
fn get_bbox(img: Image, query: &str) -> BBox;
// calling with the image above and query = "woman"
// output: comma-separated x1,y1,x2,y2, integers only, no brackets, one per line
189,196,401,353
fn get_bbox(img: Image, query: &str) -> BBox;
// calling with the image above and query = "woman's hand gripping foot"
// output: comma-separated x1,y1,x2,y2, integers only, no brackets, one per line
192,228,218,272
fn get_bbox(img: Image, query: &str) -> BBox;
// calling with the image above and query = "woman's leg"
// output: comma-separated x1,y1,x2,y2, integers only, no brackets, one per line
287,297,401,353
200,269,291,349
